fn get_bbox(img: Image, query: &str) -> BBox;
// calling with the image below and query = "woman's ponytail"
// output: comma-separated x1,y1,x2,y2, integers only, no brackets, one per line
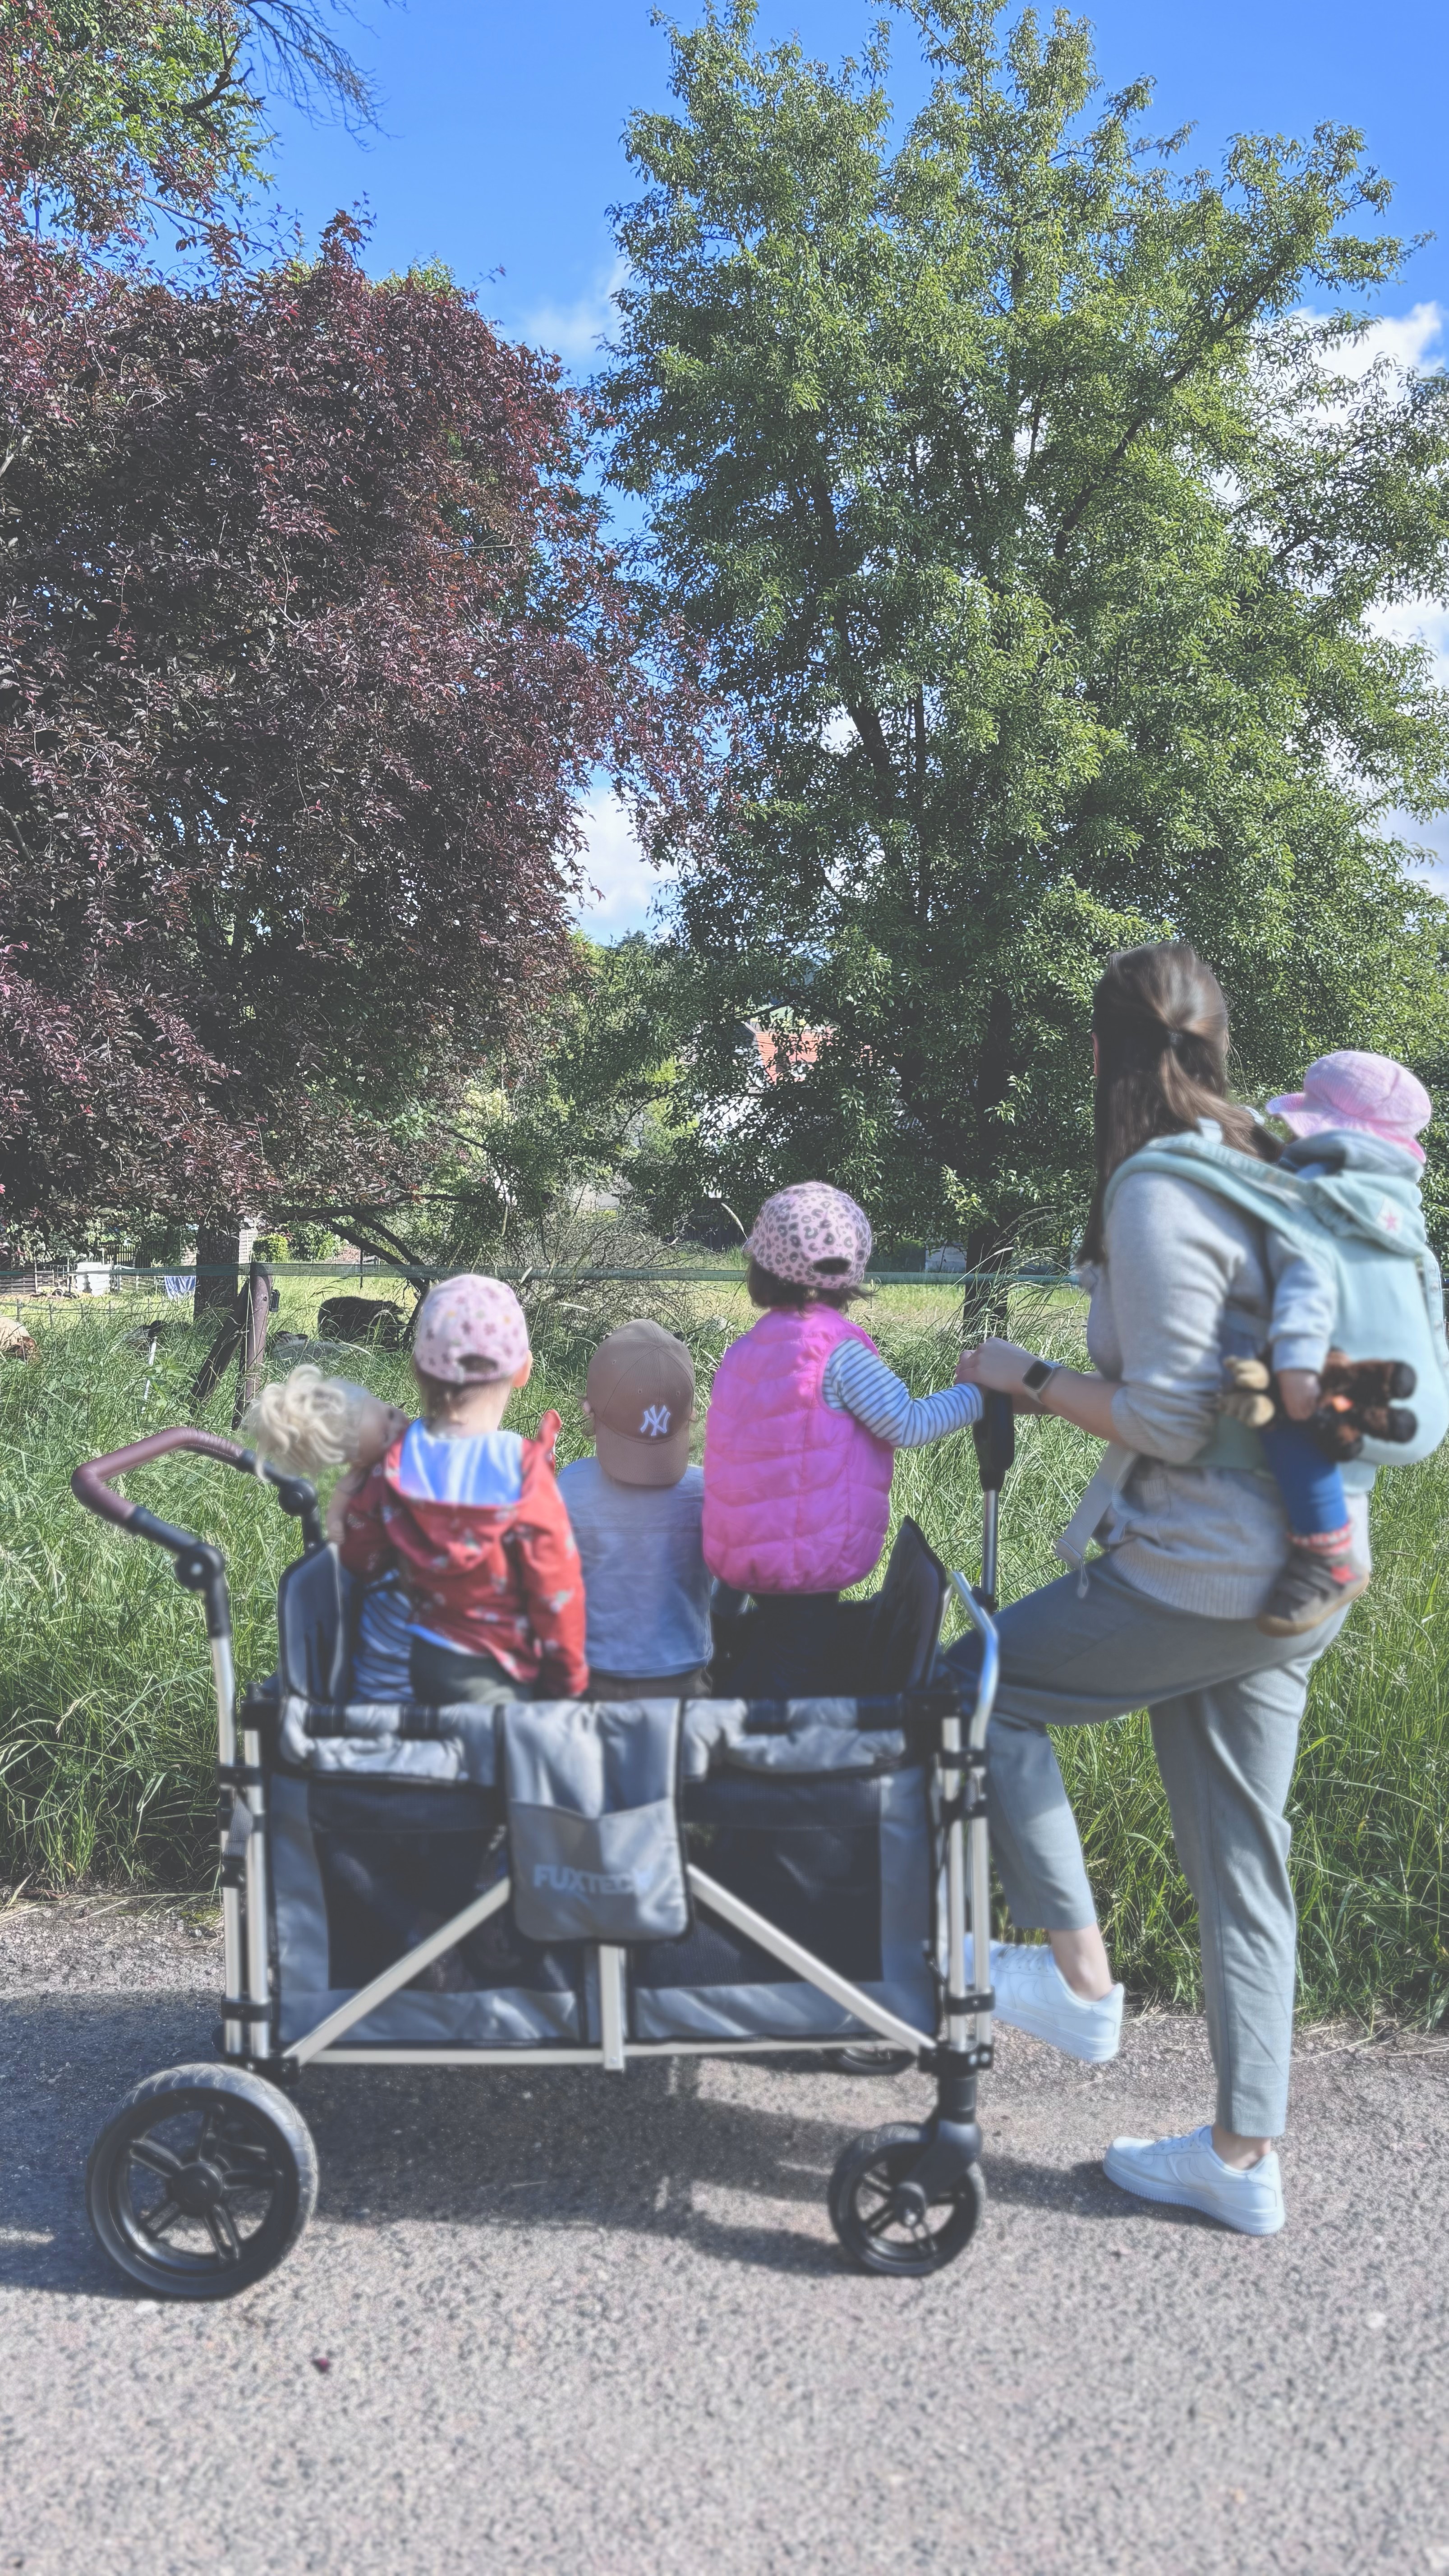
1080,942,1275,1262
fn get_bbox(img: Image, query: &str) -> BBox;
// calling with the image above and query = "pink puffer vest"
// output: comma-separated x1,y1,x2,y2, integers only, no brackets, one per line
702,1304,895,1595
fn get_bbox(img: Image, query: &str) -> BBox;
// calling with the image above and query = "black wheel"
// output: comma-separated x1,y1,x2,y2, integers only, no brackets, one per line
824,2046,915,2076
86,2064,317,2301
828,2122,984,2277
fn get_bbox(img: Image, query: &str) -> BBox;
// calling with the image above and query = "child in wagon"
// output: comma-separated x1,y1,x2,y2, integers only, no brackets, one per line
247,1275,587,1703
558,1318,710,1699
702,1181,984,1693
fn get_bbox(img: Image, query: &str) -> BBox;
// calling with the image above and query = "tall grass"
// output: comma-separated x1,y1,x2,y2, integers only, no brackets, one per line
1,1283,1445,2026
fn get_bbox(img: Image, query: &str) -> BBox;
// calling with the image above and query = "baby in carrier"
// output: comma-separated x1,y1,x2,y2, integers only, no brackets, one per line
1219,1052,1433,1637
246,1275,587,1702
702,1181,984,1695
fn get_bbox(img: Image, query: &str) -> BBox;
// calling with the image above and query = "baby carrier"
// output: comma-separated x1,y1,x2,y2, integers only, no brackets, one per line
1104,1127,1449,1475
1058,1124,1449,1572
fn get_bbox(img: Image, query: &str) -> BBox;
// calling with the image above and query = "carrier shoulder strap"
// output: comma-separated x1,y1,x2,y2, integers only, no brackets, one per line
1103,1131,1429,1268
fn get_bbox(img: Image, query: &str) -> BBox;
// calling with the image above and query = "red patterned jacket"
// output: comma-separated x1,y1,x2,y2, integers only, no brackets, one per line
337,1417,587,1695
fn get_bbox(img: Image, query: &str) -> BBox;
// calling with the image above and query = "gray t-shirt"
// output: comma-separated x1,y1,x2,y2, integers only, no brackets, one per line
557,1458,711,1676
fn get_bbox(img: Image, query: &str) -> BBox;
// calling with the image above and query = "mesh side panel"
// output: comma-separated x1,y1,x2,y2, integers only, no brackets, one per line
630,1771,918,2041
310,1778,575,1995
270,1773,585,2047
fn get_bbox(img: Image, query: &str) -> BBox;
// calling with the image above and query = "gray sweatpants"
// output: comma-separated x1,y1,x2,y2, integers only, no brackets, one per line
946,1559,1348,2138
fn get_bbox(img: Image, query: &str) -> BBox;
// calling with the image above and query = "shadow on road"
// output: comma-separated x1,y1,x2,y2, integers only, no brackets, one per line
6,1987,1212,2300
981,2148,1218,2228
4,1992,1025,2293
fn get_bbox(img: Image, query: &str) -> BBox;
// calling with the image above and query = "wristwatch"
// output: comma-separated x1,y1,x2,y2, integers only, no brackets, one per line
1021,1357,1058,1409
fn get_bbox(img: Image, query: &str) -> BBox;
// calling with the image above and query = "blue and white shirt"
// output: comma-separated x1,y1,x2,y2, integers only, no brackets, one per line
820,1340,983,1447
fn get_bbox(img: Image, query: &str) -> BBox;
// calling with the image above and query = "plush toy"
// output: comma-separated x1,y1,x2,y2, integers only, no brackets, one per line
1220,1351,1418,1462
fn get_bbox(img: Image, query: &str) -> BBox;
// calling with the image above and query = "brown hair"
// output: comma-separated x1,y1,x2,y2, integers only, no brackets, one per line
746,1256,862,1311
1081,941,1276,1264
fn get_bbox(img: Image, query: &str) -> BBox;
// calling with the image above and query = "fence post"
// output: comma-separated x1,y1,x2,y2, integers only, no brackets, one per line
232,1260,273,1427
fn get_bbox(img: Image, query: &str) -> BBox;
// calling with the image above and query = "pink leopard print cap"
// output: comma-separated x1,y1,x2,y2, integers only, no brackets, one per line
413,1274,531,1385
746,1182,873,1288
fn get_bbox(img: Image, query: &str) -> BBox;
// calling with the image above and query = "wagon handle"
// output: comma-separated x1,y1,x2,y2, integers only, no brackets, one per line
971,1390,1016,1612
72,1426,323,1555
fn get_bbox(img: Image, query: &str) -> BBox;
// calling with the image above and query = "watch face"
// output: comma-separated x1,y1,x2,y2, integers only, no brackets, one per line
1022,1358,1053,1391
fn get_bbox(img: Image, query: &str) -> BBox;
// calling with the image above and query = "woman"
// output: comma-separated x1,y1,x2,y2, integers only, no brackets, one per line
952,940,1361,2237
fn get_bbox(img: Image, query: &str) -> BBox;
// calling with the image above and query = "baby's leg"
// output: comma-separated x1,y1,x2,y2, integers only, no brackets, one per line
1255,1420,1366,1637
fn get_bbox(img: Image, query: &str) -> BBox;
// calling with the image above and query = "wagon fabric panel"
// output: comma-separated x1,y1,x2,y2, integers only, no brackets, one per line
269,1772,586,2047
629,1762,934,2042
268,1696,937,2051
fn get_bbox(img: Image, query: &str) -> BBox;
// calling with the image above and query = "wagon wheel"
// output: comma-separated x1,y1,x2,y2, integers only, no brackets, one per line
824,2045,916,2076
87,2064,317,2300
828,2121,984,2277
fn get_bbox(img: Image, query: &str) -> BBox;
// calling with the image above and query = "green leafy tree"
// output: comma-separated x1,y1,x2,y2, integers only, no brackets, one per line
0,0,373,249
603,0,1449,1256
417,937,695,1261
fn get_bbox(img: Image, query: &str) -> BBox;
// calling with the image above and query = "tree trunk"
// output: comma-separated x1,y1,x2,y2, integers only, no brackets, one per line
961,1230,1013,1343
193,1220,244,1317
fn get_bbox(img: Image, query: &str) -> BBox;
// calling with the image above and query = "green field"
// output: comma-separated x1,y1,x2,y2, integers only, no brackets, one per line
1,1273,1445,2029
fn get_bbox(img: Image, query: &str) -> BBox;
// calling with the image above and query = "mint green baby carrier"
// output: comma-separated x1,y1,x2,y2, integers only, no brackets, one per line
1102,1128,1449,1482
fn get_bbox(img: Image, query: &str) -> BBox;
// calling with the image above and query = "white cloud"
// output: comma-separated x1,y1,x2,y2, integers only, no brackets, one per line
1295,299,1444,386
1334,312,1449,889
1331,301,1444,382
524,257,627,364
1364,598,1449,681
1367,598,1449,892
1380,806,1449,897
571,791,673,939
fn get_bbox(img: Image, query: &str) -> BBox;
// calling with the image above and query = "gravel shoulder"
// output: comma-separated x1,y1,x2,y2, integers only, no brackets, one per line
2,1898,1446,2576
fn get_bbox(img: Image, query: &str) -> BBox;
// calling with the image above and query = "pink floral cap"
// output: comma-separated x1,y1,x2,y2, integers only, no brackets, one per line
1267,1051,1431,1165
413,1274,530,1384
746,1182,873,1288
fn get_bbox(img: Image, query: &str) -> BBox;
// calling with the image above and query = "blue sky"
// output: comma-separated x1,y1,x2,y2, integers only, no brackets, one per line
264,0,1449,930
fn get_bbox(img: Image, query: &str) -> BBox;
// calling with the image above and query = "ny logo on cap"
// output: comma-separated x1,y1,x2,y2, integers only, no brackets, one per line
639,1403,672,1437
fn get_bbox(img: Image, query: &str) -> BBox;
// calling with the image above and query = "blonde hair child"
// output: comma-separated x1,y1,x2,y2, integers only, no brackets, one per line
240,1366,413,1697
241,1366,408,1542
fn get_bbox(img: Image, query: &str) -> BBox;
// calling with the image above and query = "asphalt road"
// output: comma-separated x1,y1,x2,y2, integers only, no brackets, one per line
2,1899,1446,2576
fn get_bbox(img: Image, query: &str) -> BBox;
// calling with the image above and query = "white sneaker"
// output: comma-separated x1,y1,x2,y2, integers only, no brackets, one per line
986,1942,1124,2063
1103,2125,1285,2235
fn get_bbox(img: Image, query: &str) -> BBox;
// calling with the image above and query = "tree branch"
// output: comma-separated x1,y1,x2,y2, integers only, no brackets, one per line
805,472,897,787
1052,248,1316,559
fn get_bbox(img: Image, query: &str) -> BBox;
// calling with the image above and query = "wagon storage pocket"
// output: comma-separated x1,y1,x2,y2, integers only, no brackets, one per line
501,1700,689,1944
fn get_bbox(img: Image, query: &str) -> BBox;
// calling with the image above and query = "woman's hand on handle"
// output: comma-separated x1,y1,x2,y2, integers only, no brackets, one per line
957,1339,1123,1444
955,1338,1040,1399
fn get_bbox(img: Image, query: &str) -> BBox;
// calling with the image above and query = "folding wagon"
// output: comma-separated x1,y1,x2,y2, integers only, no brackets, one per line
71,1402,1012,2297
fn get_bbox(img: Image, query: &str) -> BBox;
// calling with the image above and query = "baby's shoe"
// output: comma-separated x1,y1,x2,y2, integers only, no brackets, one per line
1258,1537,1369,1637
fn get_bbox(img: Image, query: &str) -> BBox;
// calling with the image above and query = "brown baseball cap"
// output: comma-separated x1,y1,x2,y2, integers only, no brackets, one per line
587,1319,695,1487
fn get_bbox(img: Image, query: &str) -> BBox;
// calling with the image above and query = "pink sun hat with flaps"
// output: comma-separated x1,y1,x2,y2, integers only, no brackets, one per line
746,1182,873,1288
413,1274,531,1384
1267,1051,1432,1164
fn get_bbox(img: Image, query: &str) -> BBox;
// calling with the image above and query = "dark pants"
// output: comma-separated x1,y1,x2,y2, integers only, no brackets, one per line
589,1665,708,1701
728,1594,842,1697
409,1636,535,1706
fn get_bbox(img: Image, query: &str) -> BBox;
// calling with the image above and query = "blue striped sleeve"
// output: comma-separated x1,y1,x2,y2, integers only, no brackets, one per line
822,1339,984,1449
